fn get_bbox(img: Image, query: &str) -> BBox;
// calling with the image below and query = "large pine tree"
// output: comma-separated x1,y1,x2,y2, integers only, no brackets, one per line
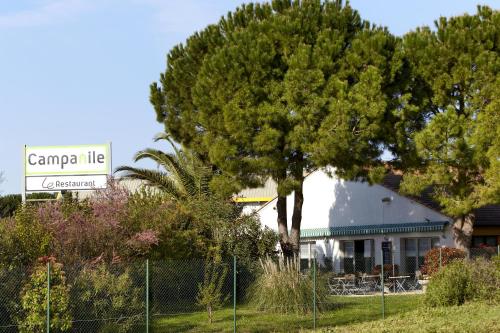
150,0,402,256
399,6,500,250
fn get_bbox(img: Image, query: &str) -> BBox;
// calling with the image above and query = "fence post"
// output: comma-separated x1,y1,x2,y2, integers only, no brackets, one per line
46,261,50,333
380,249,385,320
497,245,500,257
439,247,442,269
313,257,317,331
233,256,237,333
146,259,149,333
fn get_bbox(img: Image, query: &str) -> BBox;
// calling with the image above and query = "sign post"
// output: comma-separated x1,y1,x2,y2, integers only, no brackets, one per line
23,144,111,198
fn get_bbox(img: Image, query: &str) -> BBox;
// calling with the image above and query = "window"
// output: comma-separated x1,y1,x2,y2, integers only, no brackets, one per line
404,237,439,274
300,242,317,268
300,243,310,259
344,241,354,258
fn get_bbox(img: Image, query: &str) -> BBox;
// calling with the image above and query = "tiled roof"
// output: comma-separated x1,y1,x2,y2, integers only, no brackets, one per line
474,205,500,227
300,221,449,238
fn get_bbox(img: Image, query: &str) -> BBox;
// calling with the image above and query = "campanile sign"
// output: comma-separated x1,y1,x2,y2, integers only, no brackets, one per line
24,144,111,192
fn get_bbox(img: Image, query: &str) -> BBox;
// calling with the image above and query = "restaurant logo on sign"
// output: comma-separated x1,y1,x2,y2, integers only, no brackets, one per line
24,144,111,192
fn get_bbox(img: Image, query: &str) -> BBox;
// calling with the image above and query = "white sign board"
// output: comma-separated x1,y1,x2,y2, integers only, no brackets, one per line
24,144,111,192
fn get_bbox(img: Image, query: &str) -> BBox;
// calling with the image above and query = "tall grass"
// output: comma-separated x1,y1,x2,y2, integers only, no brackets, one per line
249,257,326,314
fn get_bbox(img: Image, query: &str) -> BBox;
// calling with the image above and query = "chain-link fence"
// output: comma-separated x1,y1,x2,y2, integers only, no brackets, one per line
0,246,498,332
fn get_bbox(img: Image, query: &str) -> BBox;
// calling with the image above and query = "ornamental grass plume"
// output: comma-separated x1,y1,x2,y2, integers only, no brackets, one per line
249,256,326,314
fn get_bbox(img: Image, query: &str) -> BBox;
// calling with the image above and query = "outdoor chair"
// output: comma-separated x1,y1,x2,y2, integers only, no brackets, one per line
359,274,379,293
327,276,344,295
343,274,360,295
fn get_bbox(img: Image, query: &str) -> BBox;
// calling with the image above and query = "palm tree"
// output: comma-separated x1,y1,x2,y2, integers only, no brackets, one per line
115,133,211,201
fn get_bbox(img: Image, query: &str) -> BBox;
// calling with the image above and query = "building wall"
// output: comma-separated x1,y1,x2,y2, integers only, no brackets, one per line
256,169,451,231
249,169,455,271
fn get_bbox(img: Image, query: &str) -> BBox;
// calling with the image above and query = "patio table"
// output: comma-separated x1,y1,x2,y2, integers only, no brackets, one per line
388,275,411,293
330,276,359,295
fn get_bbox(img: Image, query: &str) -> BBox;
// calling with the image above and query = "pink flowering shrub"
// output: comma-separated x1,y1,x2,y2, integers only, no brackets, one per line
24,179,164,265
0,179,278,268
126,229,160,256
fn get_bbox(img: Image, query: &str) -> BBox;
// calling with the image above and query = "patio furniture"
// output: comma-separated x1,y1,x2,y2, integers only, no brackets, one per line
343,274,360,295
388,275,411,293
359,274,380,293
327,277,344,295
328,275,360,295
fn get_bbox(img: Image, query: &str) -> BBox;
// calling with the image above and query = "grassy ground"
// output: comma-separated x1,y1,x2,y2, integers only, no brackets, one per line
152,294,422,332
320,301,500,333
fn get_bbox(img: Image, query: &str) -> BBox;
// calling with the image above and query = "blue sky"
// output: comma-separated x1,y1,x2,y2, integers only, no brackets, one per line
0,0,498,195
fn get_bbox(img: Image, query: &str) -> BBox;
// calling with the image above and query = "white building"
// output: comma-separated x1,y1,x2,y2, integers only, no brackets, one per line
237,169,454,275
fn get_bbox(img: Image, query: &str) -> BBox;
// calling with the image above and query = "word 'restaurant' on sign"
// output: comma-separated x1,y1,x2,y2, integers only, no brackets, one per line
24,144,111,192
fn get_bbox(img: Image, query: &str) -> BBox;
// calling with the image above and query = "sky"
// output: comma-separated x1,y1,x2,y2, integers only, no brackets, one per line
0,0,498,195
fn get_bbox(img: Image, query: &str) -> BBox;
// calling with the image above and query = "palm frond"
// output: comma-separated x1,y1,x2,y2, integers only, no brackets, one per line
133,149,199,196
114,166,183,200
115,132,212,200
154,132,181,157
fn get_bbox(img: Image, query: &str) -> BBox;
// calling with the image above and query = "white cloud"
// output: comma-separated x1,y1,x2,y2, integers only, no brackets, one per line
0,0,91,28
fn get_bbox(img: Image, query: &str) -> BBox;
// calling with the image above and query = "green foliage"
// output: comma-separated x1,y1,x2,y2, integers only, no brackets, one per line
196,259,230,324
152,0,403,252
399,6,500,217
70,264,144,332
0,194,21,218
249,257,326,314
425,258,500,307
0,206,50,268
0,266,28,329
425,260,472,307
467,258,500,303
0,193,56,218
494,255,500,270
115,133,211,201
125,190,209,259
17,259,72,333
1,181,276,268
421,247,466,276
217,214,279,268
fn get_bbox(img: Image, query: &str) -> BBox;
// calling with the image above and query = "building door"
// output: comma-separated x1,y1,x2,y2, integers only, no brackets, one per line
343,240,374,274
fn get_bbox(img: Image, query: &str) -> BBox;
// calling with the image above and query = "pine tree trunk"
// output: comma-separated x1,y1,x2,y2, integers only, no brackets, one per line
289,176,304,257
453,213,474,256
277,195,293,257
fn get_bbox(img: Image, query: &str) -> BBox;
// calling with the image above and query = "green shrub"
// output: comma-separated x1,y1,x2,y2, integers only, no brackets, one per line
0,266,28,329
425,258,500,307
421,247,466,276
0,207,51,268
493,255,500,270
425,260,471,306
70,263,144,333
17,258,72,333
249,257,326,314
468,257,500,303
